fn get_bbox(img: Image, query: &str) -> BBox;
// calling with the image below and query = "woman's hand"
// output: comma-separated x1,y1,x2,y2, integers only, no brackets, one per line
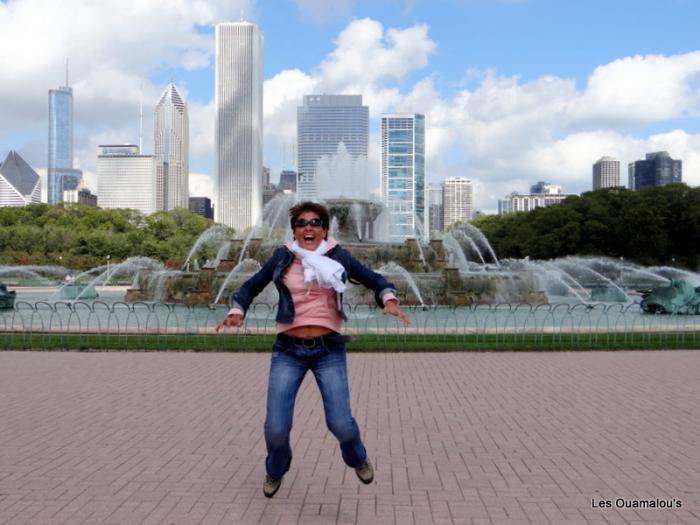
382,301,411,326
215,312,244,332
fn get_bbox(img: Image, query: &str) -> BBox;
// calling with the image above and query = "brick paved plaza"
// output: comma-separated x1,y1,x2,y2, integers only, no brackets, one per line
0,350,698,525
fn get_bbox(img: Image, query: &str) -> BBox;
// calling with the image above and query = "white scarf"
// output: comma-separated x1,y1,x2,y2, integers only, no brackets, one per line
290,240,346,294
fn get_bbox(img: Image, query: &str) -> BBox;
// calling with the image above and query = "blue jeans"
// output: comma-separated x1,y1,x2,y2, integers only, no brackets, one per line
264,335,367,479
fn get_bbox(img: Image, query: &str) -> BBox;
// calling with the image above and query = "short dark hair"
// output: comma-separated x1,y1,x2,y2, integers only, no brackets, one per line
289,201,330,231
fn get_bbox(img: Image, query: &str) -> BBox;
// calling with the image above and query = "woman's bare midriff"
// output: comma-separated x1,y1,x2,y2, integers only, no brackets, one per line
284,325,334,338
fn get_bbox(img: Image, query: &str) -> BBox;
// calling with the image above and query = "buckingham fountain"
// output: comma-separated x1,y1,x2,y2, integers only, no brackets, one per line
2,143,699,314
91,189,695,313
2,188,698,313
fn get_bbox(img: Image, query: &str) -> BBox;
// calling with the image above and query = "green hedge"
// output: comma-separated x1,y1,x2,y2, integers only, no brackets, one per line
1,332,699,351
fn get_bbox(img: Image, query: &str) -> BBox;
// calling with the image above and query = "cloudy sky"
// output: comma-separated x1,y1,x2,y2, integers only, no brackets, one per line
1,0,699,212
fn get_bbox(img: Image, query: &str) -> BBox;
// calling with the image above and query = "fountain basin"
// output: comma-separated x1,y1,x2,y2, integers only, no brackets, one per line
59,283,99,300
590,285,628,302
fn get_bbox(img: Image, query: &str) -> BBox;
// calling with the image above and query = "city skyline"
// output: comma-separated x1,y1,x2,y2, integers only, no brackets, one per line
1,1,700,214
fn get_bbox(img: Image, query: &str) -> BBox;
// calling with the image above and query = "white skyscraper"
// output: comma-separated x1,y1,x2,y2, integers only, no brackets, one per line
215,22,263,231
380,114,425,242
442,177,473,228
592,156,620,190
97,145,155,215
154,83,189,211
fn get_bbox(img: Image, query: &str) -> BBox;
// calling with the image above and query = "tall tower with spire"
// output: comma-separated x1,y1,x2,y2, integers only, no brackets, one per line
153,82,189,211
47,62,82,204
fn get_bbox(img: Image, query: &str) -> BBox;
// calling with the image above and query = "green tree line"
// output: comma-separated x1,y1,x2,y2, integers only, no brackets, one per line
0,204,228,270
471,184,700,268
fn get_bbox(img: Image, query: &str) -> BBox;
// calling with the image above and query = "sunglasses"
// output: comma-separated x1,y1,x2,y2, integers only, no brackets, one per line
294,218,324,228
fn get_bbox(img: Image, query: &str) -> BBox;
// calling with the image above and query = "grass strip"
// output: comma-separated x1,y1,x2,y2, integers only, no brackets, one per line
1,332,699,351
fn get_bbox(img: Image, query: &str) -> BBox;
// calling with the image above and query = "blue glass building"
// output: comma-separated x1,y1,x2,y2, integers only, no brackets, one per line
48,86,81,204
380,113,426,241
628,151,682,191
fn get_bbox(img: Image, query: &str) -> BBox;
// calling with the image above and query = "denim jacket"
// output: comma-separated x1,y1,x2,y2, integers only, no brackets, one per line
231,244,397,323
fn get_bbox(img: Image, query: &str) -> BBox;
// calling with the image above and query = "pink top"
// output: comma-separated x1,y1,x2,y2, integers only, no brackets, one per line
227,238,398,333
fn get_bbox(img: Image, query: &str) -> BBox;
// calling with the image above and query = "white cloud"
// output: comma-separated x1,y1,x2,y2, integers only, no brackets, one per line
189,171,215,200
189,100,215,159
566,52,700,127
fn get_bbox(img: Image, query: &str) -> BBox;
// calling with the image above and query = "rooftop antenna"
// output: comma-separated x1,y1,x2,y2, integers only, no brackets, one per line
139,82,143,153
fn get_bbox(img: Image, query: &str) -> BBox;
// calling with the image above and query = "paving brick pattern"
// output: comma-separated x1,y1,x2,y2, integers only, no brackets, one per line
0,350,699,525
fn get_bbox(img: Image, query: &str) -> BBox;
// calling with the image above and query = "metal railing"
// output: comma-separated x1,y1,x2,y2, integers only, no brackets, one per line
1,301,699,350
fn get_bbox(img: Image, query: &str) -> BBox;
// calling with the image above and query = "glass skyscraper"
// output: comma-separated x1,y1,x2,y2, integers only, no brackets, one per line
297,95,368,201
154,82,189,211
380,113,425,242
628,151,682,190
215,22,264,231
48,85,81,204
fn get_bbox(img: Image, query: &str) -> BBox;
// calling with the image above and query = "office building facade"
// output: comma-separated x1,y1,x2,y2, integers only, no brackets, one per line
189,197,214,219
64,186,98,207
215,22,263,231
279,170,297,192
48,85,82,204
297,94,368,201
0,151,41,206
427,183,443,237
628,151,682,190
154,83,189,211
500,183,576,214
592,156,620,190
442,177,473,228
97,145,155,215
380,113,425,241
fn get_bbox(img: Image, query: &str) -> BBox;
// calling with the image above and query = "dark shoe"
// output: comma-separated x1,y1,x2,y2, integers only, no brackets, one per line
263,474,283,497
263,456,292,498
355,458,374,484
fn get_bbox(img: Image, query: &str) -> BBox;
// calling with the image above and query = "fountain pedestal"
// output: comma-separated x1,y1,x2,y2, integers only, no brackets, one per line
125,288,145,301
429,239,447,271
443,267,475,305
404,239,425,272
217,259,237,272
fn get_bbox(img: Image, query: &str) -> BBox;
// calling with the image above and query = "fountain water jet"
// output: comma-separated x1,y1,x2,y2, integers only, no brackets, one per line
183,225,230,270
452,230,486,265
378,262,425,307
213,259,262,305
